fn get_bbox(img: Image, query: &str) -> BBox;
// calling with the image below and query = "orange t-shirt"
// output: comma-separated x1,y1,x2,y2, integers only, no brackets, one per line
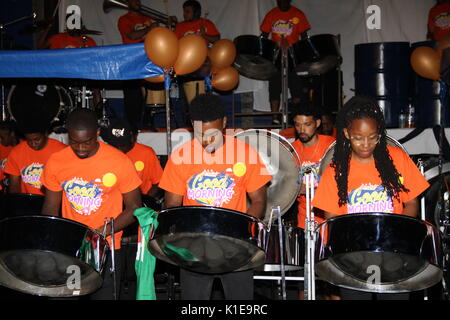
312,146,430,216
428,3,450,41
41,141,142,248
4,139,66,195
48,33,97,49
174,18,220,39
159,136,271,214
292,134,335,229
126,143,163,195
260,6,311,46
118,12,153,44
0,144,14,181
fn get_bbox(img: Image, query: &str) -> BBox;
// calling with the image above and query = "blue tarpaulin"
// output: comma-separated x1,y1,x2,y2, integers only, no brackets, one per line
0,43,164,80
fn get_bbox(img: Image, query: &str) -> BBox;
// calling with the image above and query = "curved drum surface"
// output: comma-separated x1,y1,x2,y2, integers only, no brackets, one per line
234,129,301,222
0,216,109,297
234,35,278,80
315,213,442,293
148,206,266,274
292,34,342,77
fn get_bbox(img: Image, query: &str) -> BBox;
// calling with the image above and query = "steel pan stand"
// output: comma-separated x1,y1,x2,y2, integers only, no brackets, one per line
103,217,118,300
304,172,316,300
280,37,289,130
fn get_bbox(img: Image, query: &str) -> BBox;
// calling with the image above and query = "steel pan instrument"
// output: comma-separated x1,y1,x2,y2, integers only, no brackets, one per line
234,129,301,222
233,35,278,80
0,215,109,297
148,206,266,274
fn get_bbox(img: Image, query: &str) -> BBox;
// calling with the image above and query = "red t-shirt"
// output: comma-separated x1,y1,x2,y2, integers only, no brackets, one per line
48,33,97,49
4,139,66,195
260,6,311,46
312,146,430,216
118,12,153,44
126,143,163,195
174,18,220,39
292,135,335,228
159,136,271,214
428,3,450,41
41,141,142,248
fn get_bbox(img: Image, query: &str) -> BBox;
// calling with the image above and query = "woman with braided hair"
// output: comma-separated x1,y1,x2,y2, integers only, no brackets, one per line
312,96,430,299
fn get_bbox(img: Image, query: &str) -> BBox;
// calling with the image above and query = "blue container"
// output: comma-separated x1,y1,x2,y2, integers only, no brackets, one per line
355,42,412,127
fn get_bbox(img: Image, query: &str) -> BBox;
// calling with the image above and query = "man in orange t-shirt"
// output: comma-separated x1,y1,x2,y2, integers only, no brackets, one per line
312,96,429,300
291,105,335,229
159,93,271,300
41,108,142,300
4,121,66,195
260,0,311,125
428,0,450,41
0,121,19,188
101,119,163,198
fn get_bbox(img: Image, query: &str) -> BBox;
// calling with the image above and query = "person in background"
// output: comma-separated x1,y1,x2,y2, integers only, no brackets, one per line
427,0,450,41
159,93,271,300
312,95,430,300
41,108,142,300
319,111,337,137
260,0,311,125
4,117,66,195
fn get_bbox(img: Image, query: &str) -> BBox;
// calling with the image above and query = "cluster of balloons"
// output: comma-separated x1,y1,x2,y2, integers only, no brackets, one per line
143,27,239,91
411,35,450,81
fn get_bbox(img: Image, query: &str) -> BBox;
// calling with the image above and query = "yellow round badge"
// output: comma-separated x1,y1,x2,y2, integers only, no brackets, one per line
233,162,247,177
292,17,300,24
135,161,145,172
102,173,117,187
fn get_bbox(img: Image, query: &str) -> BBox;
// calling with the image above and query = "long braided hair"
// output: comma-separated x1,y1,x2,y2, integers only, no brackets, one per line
332,96,409,207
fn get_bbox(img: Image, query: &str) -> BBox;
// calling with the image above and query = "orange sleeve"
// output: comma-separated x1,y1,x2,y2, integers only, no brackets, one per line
295,9,311,34
117,155,142,194
159,155,186,196
148,147,163,185
392,148,430,203
204,19,220,36
3,147,20,176
260,10,275,33
311,165,341,215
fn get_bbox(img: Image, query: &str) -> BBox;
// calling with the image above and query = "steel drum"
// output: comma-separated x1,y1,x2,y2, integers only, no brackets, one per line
0,216,109,297
318,135,407,178
292,34,342,77
259,223,304,272
148,206,266,274
234,35,278,80
315,213,442,293
234,129,301,222
0,193,45,219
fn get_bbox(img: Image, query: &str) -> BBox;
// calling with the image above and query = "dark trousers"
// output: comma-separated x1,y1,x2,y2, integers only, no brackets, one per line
89,249,122,300
180,268,254,300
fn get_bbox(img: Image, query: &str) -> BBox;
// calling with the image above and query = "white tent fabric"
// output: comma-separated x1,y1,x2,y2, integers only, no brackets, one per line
60,0,435,110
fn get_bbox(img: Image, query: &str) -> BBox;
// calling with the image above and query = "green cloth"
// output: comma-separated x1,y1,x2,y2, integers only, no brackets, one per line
134,207,158,300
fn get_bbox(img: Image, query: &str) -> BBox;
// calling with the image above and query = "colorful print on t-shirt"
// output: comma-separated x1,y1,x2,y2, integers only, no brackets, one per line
347,183,394,214
21,162,44,189
62,177,103,215
187,169,235,207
